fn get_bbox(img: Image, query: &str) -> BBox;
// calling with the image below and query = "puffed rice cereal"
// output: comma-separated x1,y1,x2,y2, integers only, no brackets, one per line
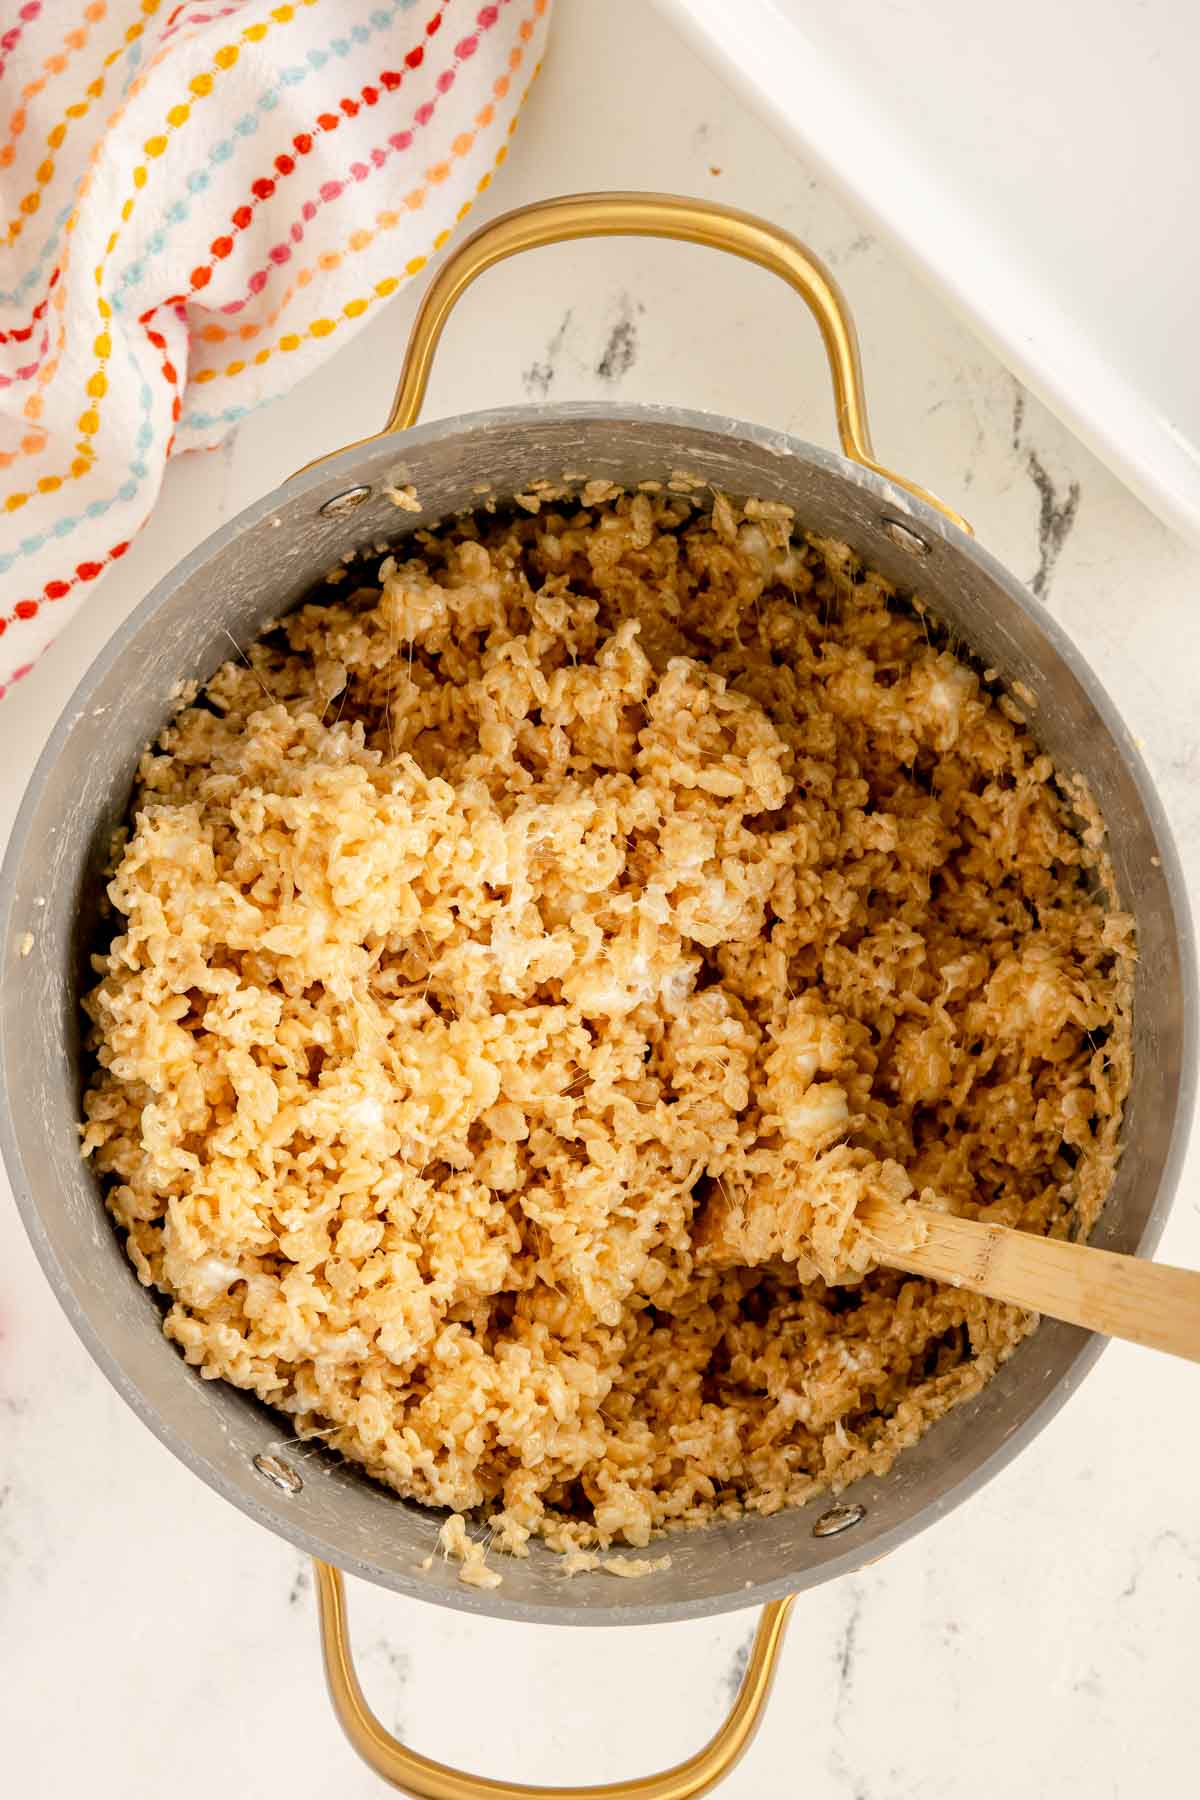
82,486,1132,1558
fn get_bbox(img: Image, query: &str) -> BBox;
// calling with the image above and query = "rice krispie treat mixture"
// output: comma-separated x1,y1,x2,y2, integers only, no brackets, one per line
81,487,1132,1556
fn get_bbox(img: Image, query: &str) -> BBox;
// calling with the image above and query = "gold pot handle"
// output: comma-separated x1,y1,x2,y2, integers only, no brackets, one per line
313,1559,794,1798
341,190,966,534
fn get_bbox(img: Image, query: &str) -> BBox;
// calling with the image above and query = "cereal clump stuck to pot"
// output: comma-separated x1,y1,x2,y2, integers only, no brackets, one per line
81,487,1132,1562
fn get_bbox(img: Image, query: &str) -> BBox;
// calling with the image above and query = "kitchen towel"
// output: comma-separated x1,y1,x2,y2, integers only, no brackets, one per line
0,0,551,697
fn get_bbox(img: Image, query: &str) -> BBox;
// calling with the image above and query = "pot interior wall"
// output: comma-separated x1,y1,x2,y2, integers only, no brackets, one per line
1,406,1190,1623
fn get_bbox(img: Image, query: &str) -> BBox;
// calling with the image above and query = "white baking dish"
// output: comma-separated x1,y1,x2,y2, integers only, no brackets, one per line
654,0,1200,544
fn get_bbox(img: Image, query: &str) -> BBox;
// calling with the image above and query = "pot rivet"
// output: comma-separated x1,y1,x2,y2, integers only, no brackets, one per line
881,517,932,556
253,1452,303,1495
813,1502,866,1538
320,485,372,517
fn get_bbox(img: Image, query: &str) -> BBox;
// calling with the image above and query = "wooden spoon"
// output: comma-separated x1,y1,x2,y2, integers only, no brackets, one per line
860,1198,1200,1364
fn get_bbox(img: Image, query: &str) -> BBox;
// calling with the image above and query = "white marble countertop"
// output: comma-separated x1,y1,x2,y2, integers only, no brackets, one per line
2,5,1198,1796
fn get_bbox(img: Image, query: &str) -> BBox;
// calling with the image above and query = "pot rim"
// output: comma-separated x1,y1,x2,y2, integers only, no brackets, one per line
2,398,1195,1626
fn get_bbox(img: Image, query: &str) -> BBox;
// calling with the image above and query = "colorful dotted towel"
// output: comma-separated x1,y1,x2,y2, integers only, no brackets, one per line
0,0,550,698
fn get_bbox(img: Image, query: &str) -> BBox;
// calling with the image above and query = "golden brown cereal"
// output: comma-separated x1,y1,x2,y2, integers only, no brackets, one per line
438,1513,503,1589
383,483,422,514
561,1551,674,1579
81,489,1132,1555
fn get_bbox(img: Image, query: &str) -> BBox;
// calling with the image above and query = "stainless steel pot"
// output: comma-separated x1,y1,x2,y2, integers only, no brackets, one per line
2,194,1194,1799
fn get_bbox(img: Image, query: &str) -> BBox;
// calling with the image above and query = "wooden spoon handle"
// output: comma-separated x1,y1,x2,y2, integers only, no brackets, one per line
860,1199,1200,1364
